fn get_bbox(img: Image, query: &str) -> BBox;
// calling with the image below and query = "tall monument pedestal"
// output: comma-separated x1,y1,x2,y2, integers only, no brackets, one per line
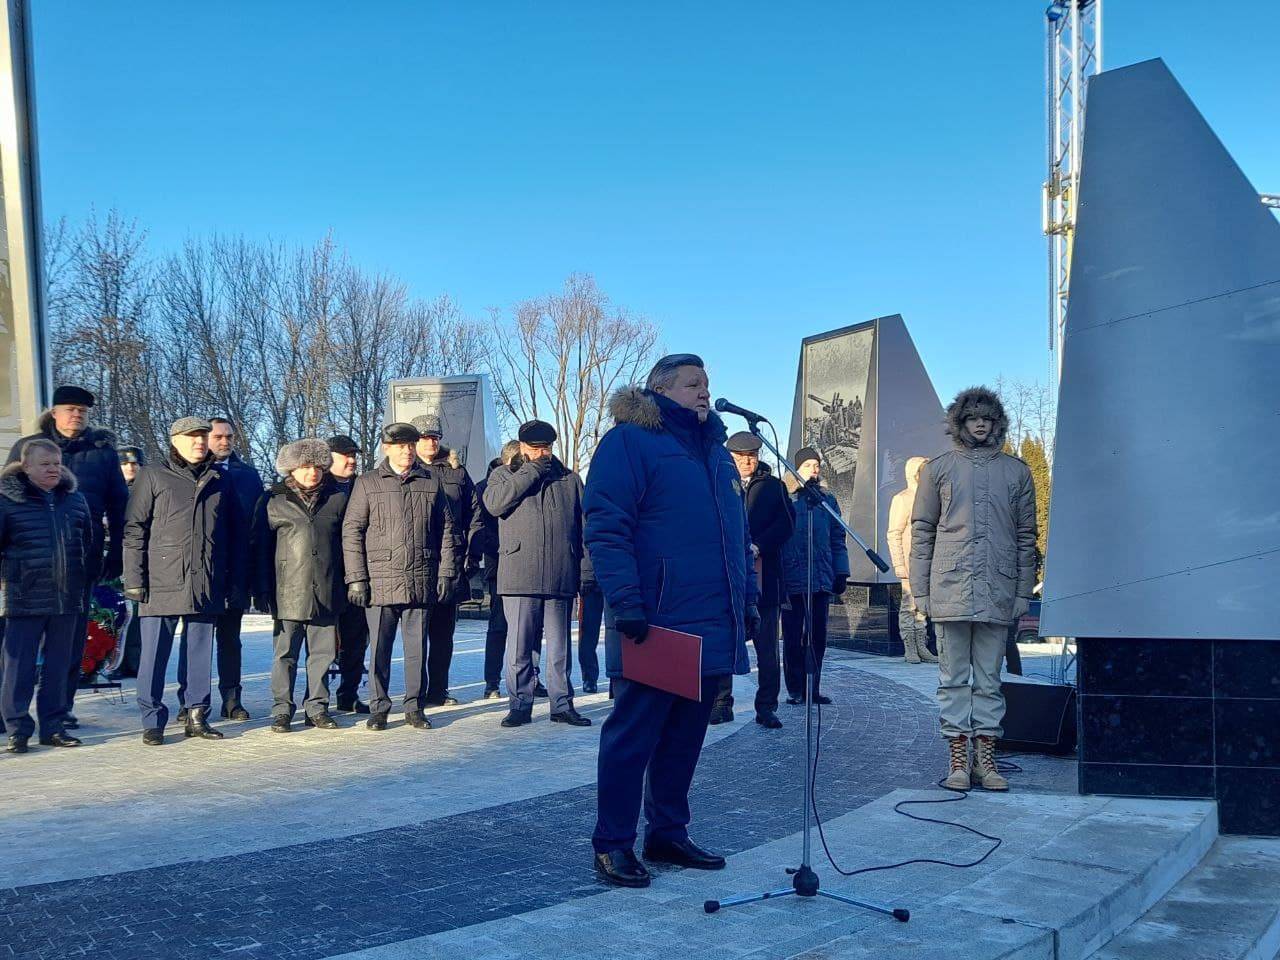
1078,637,1280,836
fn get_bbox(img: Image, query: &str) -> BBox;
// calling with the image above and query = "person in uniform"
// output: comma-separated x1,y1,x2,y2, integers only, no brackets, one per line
327,434,370,713
341,422,458,731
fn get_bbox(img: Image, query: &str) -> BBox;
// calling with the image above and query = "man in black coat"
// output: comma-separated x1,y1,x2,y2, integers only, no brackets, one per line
341,422,459,731
0,440,94,753
328,434,370,713
207,417,264,721
412,414,483,707
123,418,249,745
254,439,348,732
6,385,128,728
482,420,589,729
714,432,795,729
469,442,518,699
110,446,147,680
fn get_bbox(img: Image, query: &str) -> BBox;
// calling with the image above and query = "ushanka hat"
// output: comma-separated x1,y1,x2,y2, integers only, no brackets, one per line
276,438,333,476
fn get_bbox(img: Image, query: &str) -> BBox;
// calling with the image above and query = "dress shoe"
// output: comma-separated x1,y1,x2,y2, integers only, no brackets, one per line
582,681,598,694
39,732,82,748
310,711,339,730
482,687,502,700
183,708,224,740
63,714,80,730
642,837,726,870
814,694,832,705
594,849,651,888
303,715,315,727
226,705,251,722
141,729,164,746
501,709,532,728
550,708,592,727
785,696,804,706
7,734,29,754
755,710,783,729
708,703,734,725
176,707,190,724
534,682,549,698
404,711,432,730
336,698,371,714
271,715,292,734
426,694,459,707
366,713,389,731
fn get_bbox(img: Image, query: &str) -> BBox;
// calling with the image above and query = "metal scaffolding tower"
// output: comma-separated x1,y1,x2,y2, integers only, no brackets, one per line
1043,0,1102,382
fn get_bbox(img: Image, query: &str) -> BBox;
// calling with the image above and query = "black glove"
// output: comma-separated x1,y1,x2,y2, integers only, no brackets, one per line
802,477,825,507
832,574,848,597
528,455,552,475
615,616,649,644
123,586,148,603
99,553,123,583
508,453,525,470
745,604,761,640
347,581,371,608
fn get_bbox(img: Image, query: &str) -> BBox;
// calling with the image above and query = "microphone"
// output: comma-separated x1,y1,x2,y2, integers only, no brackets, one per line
714,398,769,424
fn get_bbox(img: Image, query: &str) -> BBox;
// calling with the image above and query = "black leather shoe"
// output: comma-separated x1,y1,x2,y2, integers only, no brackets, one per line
755,710,783,729
642,837,726,870
594,849,651,888
227,705,251,722
404,711,432,730
501,710,532,728
366,713,389,731
482,687,502,700
6,734,29,754
708,703,734,725
336,698,371,714
184,708,224,740
176,707,190,723
550,708,592,727
785,696,804,706
534,682,549,698
303,715,315,727
582,681,597,694
310,711,339,730
63,714,80,730
39,732,82,747
142,729,164,746
814,694,832,705
271,715,292,733
426,694,459,707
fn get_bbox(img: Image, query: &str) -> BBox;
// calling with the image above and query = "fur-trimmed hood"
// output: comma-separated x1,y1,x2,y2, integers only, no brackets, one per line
608,385,727,440
37,410,117,450
276,438,333,476
945,386,1009,450
0,460,78,503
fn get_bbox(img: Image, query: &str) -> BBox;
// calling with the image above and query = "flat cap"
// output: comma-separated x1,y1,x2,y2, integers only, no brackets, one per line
726,431,762,453
410,414,443,438
53,385,95,407
518,419,557,445
381,422,420,445
328,434,361,455
169,416,212,437
118,446,145,465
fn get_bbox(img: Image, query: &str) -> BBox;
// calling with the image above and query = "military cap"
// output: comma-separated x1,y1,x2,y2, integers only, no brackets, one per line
725,431,762,453
53,385,95,407
410,414,443,439
381,422,420,445
328,434,361,455
118,446,145,465
169,416,212,437
518,419,557,445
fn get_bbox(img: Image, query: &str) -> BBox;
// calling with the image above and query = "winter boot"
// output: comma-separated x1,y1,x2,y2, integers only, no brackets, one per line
903,634,922,664
944,736,971,790
184,707,225,740
971,735,1009,791
914,633,938,663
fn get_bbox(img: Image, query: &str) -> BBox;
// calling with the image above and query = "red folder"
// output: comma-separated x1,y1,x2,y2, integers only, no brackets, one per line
620,626,703,701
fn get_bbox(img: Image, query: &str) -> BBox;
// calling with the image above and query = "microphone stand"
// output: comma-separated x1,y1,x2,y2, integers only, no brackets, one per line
704,418,908,923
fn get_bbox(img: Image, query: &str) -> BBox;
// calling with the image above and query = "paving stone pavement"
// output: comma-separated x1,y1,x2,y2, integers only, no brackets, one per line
0,620,1070,960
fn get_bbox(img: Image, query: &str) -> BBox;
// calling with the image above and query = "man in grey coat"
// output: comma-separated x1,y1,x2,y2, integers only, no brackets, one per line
910,386,1037,792
482,419,590,729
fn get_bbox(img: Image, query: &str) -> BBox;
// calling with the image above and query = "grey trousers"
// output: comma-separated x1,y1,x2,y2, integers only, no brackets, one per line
936,620,1007,739
271,620,337,720
898,589,930,658
504,596,574,714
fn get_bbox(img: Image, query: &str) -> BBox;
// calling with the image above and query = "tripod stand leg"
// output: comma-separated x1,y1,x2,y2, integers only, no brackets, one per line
818,890,909,921
704,887,795,914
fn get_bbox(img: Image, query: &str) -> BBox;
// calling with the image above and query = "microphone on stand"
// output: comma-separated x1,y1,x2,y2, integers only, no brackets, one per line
713,398,769,425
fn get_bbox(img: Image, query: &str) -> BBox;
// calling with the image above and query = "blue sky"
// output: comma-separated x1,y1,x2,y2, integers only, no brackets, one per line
33,2,1279,428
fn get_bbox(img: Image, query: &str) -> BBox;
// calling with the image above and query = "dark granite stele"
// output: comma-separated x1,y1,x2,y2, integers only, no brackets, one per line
1077,637,1280,836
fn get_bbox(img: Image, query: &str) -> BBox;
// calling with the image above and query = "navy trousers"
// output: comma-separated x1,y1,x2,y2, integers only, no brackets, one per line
335,603,370,704
271,620,337,720
577,586,605,688
715,601,781,713
593,674,720,853
212,609,245,704
483,580,507,690
1,614,77,738
426,600,457,703
138,616,216,731
65,610,89,715
366,605,427,715
503,596,573,713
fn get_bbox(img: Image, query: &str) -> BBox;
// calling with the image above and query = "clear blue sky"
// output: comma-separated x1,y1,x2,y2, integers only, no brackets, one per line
32,2,1279,428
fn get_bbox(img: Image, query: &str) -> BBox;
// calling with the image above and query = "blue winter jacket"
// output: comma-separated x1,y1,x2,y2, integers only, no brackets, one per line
584,387,756,679
779,481,851,598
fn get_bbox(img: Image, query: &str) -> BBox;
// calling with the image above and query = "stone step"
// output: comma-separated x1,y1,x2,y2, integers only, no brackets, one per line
1087,835,1280,960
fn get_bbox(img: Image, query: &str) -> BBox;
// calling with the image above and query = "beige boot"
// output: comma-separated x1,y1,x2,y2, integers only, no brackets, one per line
944,736,971,790
903,638,922,665
914,633,938,663
971,735,1009,791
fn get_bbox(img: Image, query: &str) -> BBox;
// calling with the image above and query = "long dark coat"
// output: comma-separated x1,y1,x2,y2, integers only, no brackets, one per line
253,477,349,624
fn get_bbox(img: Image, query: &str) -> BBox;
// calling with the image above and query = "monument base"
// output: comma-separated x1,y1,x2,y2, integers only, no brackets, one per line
1078,637,1280,836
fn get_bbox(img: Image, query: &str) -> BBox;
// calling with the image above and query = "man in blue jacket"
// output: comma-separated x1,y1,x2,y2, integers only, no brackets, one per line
585,353,759,888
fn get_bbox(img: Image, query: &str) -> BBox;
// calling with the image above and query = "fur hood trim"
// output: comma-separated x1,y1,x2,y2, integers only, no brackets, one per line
0,461,78,503
608,385,727,437
945,386,1009,450
38,410,117,449
276,438,333,476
